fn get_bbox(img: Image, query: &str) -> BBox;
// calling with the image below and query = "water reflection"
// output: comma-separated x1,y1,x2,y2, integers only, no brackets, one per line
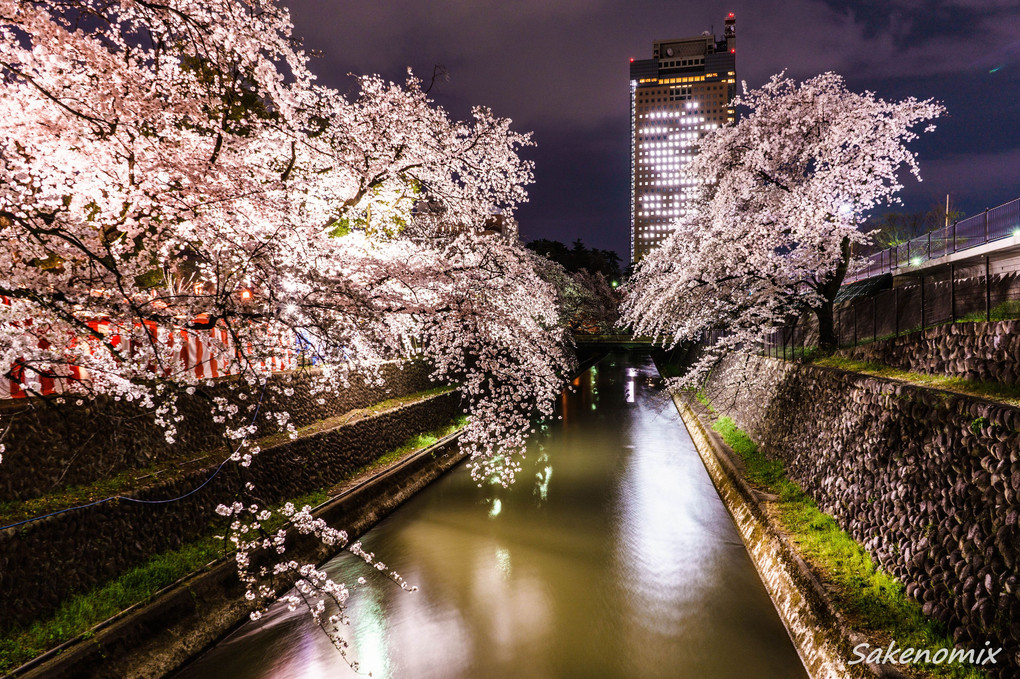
625,367,637,402
533,451,552,505
176,352,806,679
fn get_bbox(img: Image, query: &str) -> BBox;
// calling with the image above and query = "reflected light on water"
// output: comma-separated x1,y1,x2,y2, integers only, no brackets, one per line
617,403,722,633
533,464,552,504
495,547,512,579
625,368,637,402
345,588,390,679
175,352,805,679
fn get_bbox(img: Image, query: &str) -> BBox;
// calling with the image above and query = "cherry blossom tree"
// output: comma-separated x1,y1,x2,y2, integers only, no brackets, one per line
530,253,621,334
1,0,571,663
0,0,566,464
623,72,945,385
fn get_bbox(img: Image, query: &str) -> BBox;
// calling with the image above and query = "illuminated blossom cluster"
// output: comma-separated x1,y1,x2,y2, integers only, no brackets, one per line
216,497,418,666
623,72,944,385
1,0,570,658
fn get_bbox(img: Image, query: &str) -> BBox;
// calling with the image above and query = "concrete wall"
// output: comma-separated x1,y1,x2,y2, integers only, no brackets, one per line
892,253,1020,281
704,354,1020,674
0,362,437,502
989,252,1020,277
839,320,1020,384
0,390,461,630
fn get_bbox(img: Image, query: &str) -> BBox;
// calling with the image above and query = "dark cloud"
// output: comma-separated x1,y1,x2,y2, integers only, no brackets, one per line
287,0,1020,257
920,148,1020,211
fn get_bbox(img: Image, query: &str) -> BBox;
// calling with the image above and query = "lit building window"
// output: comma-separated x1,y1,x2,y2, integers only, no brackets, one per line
629,14,736,262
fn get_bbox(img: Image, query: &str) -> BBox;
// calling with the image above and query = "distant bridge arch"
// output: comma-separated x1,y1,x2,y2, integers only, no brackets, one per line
572,334,655,349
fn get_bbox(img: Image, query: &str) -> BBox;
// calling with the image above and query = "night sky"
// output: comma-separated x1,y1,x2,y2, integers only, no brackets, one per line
286,0,1020,260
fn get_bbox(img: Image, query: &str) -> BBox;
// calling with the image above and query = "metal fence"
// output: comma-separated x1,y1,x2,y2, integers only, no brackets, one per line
846,196,1020,284
763,265,1020,359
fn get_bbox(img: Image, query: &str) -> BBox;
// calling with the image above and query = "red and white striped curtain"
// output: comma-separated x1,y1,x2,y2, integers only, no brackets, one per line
1,299,297,399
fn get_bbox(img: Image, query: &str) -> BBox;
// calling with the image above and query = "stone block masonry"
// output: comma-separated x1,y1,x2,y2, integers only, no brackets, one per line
0,361,437,502
0,389,461,630
839,320,1020,385
703,354,1020,676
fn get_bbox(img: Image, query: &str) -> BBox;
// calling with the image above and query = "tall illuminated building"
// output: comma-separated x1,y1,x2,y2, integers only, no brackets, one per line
629,13,737,262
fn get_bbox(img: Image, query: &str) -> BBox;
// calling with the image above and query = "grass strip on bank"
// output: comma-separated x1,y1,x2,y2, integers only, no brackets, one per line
811,356,1020,408
0,386,457,529
707,413,989,679
325,416,467,496
0,416,467,675
257,385,456,449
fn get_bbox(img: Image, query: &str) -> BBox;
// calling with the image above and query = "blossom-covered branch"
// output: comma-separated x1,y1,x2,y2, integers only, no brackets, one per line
623,72,944,386
1,0,572,663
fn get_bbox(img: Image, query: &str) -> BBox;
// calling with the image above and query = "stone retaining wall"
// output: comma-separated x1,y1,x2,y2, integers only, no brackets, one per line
15,430,471,679
704,354,1020,676
0,362,436,502
838,320,1020,384
0,390,461,630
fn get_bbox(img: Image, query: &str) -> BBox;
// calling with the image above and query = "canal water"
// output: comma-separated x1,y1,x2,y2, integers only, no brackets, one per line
176,351,806,678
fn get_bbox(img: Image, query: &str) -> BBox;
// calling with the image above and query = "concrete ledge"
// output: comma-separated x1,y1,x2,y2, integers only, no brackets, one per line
672,395,907,679
8,432,469,679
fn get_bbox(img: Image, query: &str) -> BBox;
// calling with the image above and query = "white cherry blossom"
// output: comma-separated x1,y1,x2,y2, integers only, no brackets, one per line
623,72,944,386
1,0,571,663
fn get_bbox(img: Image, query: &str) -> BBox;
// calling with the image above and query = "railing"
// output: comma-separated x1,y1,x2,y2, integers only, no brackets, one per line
573,333,652,344
846,196,1020,284
764,267,1020,358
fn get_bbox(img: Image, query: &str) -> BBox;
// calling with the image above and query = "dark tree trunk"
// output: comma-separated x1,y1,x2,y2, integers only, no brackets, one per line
813,237,851,353
815,299,837,352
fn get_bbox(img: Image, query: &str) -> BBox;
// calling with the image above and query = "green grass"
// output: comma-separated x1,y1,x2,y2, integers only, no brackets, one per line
0,416,467,674
956,300,1020,323
0,539,223,672
0,466,166,530
0,486,328,674
812,356,1020,407
364,386,454,413
693,390,715,413
710,415,989,679
341,415,468,483
0,385,458,528
256,385,456,449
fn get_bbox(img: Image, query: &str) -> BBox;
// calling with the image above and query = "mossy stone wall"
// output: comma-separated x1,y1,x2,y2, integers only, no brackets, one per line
0,390,461,630
705,354,1020,675
839,320,1020,384
0,362,436,502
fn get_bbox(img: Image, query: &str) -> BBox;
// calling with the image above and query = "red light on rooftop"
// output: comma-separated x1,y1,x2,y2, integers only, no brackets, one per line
630,57,634,62
728,12,734,17
730,49,736,53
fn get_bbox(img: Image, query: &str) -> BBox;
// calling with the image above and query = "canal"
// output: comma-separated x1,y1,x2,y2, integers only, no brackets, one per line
176,351,807,678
